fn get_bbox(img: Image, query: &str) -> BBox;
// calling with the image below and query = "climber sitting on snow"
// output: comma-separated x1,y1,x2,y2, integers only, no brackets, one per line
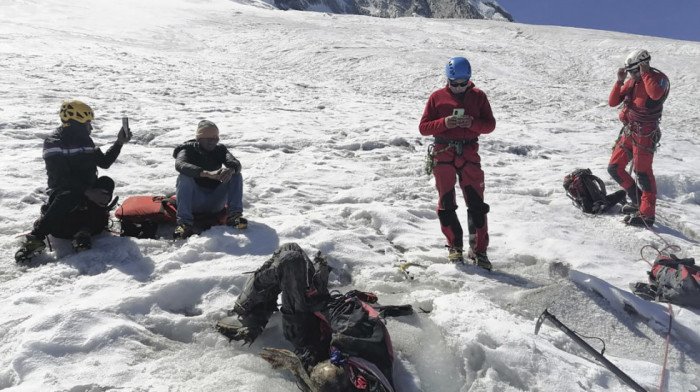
172,120,246,239
15,100,130,263
216,243,412,392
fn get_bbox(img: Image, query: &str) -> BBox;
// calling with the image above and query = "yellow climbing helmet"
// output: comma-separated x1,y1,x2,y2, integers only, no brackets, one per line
60,100,94,125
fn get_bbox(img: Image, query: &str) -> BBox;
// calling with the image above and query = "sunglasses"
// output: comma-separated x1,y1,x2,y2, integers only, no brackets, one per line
627,68,640,74
449,80,470,87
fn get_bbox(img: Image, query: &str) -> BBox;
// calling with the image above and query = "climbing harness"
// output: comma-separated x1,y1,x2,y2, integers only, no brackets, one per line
424,137,479,176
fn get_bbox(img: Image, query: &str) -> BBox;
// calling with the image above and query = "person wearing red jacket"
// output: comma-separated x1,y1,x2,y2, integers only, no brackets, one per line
607,49,670,227
419,57,496,270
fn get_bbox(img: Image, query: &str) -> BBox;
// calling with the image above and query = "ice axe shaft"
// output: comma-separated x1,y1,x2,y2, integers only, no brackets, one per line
535,309,648,392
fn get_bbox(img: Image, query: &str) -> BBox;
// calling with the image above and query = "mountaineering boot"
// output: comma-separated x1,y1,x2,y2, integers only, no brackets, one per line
15,234,47,263
216,314,264,345
467,249,492,271
620,204,639,214
226,212,248,229
72,230,92,252
173,223,194,240
625,212,655,227
447,246,464,264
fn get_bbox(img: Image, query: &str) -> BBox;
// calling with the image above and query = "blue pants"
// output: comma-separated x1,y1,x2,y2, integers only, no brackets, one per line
175,173,243,225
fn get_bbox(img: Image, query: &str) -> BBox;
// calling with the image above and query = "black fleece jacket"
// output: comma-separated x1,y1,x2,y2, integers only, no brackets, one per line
173,139,241,189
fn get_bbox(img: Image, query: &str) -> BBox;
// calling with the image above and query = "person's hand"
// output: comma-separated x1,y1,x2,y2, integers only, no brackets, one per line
117,126,131,145
444,116,459,129
617,67,627,83
638,61,650,74
217,167,235,183
456,116,473,128
200,170,220,180
85,188,111,207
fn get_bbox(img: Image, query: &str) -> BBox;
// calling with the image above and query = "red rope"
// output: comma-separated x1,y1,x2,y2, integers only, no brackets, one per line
635,222,676,392
616,162,675,391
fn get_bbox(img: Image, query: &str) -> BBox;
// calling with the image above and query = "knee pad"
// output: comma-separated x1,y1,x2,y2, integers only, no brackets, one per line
465,186,489,228
439,189,457,211
634,172,653,192
607,164,622,183
437,209,459,228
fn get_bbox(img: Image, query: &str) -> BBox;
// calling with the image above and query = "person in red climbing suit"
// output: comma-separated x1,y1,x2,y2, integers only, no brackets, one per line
419,57,496,270
608,49,670,227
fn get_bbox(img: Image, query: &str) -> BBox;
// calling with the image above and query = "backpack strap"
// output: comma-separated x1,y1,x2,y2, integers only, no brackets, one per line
150,196,178,215
655,254,696,268
590,175,608,196
160,196,178,213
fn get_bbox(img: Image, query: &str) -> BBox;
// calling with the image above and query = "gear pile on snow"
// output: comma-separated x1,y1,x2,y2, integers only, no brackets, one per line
632,254,700,308
563,168,626,214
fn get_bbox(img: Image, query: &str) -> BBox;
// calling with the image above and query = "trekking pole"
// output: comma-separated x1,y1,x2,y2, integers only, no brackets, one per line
535,309,648,392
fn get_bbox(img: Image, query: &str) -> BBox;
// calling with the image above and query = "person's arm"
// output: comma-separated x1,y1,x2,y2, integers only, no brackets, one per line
174,148,204,178
609,68,628,107
43,139,88,193
468,93,496,135
44,153,88,193
419,95,450,136
641,69,670,100
96,126,129,168
95,144,122,169
223,148,241,174
215,150,239,183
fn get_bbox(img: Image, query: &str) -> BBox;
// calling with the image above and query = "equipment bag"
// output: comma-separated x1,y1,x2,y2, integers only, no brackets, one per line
648,254,700,308
563,168,625,214
320,291,409,392
115,196,177,239
42,202,112,239
115,195,228,239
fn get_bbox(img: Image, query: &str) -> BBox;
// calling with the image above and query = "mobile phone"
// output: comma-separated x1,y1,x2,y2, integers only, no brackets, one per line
453,108,464,118
122,117,131,139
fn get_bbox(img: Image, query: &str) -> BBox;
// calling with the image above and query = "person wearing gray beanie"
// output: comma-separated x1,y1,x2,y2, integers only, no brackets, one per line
172,119,246,239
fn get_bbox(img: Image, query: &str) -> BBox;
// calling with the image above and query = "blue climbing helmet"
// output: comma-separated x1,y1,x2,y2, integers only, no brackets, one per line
445,57,471,80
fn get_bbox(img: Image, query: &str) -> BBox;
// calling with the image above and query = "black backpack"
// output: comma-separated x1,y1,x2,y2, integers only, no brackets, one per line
563,168,625,214
650,255,700,307
322,291,412,392
632,254,700,308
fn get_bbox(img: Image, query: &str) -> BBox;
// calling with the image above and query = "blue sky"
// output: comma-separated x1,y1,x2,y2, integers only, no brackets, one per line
495,0,700,42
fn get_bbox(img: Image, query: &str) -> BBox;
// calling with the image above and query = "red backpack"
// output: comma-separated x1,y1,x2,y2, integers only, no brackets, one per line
115,196,178,238
115,195,228,238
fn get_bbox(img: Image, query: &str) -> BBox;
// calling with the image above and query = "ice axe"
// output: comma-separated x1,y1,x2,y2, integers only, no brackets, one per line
535,309,648,392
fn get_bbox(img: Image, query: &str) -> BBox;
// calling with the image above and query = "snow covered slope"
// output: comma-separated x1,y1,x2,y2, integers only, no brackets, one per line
0,0,699,391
